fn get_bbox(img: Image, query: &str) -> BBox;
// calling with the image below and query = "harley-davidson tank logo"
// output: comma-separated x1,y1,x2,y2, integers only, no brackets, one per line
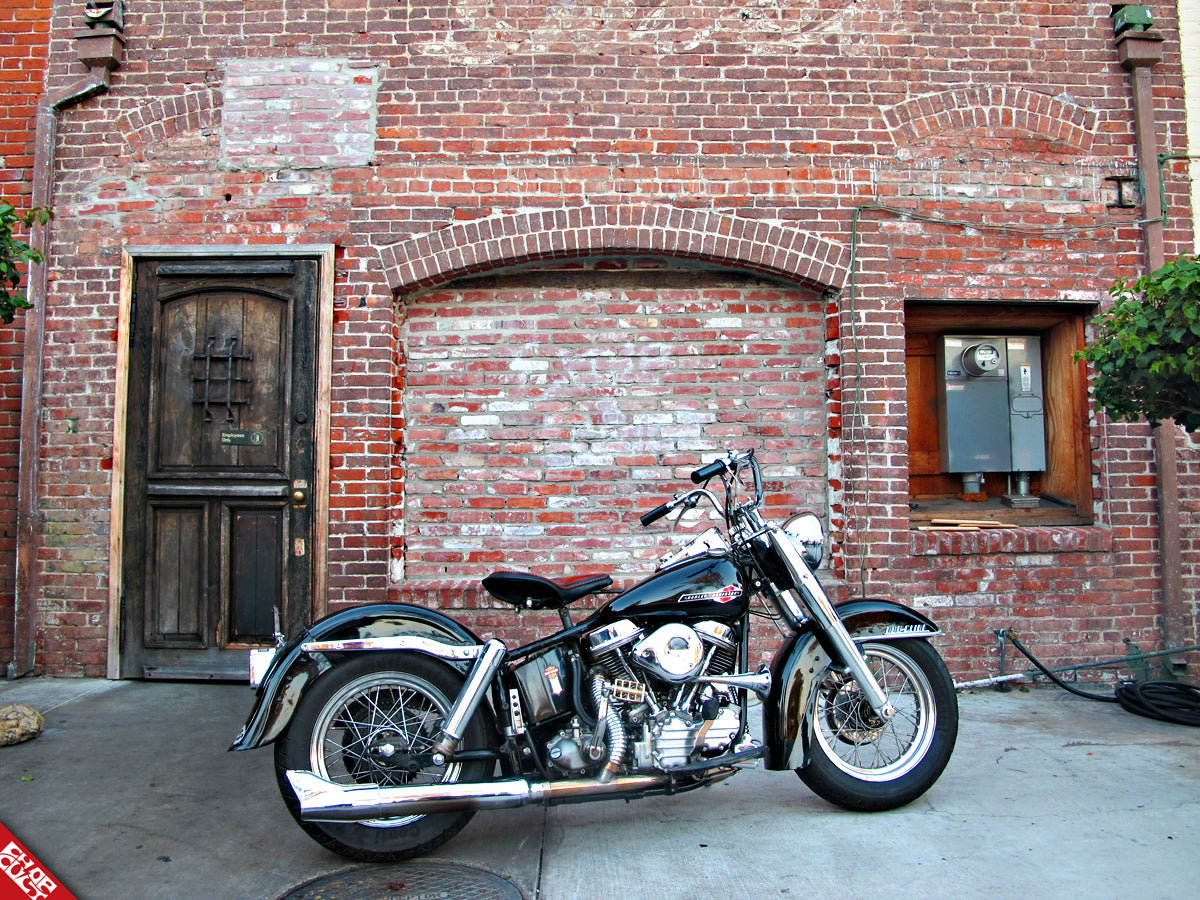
678,585,741,604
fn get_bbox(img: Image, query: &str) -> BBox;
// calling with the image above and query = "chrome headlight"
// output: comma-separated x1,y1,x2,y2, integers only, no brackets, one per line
782,513,825,569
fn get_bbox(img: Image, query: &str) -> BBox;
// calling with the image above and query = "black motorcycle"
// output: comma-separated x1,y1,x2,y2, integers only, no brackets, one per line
232,449,958,862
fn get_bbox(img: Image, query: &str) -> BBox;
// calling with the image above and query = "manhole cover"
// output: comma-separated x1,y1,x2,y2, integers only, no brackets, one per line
279,862,524,900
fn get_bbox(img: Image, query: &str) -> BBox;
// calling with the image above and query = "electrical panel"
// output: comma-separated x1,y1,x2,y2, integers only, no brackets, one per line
936,335,1046,490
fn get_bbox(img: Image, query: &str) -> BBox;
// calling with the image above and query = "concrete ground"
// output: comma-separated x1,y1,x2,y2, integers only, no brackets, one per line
0,676,1197,900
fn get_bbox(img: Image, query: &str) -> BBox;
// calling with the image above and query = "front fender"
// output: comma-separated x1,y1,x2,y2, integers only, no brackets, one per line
229,604,483,751
762,600,940,771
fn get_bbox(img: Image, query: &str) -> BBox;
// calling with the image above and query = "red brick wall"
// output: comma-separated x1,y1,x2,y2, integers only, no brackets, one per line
20,2,1198,678
825,105,1188,677
392,265,826,649
0,0,48,191
0,0,51,669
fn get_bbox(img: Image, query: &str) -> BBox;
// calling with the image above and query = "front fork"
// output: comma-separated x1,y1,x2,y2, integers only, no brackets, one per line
766,526,897,722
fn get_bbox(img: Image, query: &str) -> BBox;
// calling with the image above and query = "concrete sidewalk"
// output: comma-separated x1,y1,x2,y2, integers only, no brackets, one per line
1,676,1197,900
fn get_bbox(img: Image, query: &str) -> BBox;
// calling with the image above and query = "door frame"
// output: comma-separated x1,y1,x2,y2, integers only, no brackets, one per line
107,244,335,679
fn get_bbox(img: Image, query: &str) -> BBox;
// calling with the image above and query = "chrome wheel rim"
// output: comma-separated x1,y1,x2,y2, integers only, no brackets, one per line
309,671,462,828
812,643,937,782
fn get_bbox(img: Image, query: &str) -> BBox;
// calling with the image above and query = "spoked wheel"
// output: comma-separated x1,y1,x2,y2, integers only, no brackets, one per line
798,640,957,811
275,652,495,862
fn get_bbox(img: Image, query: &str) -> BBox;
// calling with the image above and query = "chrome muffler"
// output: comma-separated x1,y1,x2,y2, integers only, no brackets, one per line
287,770,672,822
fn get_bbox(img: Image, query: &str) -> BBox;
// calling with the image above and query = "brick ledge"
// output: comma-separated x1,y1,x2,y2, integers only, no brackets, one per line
910,525,1113,557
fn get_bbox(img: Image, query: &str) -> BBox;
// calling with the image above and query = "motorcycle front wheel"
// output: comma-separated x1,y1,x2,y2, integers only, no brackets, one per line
798,639,958,811
274,651,495,862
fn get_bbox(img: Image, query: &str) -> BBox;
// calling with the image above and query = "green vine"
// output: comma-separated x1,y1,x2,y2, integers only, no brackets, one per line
0,200,52,324
1075,255,1200,433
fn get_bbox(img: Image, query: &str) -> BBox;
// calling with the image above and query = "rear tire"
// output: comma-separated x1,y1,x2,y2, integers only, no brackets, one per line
798,639,957,811
274,652,495,862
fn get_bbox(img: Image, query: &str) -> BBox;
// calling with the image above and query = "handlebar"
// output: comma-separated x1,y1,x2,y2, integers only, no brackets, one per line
691,459,727,484
639,502,674,527
640,450,761,528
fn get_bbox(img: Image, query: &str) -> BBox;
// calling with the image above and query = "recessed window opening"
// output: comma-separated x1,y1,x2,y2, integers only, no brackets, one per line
905,302,1094,527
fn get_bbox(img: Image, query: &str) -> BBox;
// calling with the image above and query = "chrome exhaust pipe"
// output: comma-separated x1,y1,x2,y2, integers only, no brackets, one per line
286,770,671,823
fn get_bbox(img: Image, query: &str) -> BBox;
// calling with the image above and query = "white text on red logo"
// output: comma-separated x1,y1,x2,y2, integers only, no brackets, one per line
0,842,58,900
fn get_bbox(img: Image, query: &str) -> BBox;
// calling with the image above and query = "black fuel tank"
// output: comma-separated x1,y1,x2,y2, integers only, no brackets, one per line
592,554,747,626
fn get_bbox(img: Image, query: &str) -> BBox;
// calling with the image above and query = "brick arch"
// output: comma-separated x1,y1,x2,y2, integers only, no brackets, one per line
380,205,850,294
884,86,1098,151
119,88,222,154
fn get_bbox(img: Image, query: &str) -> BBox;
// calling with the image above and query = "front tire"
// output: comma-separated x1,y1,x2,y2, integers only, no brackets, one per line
798,639,957,811
274,652,495,862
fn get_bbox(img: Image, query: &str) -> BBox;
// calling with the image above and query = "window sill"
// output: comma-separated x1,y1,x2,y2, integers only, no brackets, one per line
910,524,1113,557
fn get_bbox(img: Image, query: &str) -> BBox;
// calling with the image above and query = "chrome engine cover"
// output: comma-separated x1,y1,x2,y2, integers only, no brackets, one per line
632,624,705,682
699,705,741,752
632,704,742,771
585,619,643,658
646,711,703,769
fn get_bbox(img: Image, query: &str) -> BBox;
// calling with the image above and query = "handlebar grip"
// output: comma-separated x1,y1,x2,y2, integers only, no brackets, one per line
691,459,726,484
640,502,673,527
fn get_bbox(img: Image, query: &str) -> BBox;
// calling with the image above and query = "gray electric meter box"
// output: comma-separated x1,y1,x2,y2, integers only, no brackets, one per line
937,335,1047,476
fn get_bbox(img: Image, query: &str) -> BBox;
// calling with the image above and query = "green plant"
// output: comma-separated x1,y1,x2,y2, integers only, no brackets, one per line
0,200,52,324
1075,255,1200,432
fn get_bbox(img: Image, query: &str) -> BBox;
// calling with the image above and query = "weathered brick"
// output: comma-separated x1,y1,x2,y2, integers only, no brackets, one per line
1,1,1195,681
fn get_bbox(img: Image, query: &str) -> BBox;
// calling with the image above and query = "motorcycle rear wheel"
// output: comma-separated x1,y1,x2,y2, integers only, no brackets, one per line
274,651,495,862
798,639,957,811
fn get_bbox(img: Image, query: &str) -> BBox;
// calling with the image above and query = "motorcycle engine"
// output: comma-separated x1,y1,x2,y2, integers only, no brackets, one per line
578,619,743,773
631,623,705,682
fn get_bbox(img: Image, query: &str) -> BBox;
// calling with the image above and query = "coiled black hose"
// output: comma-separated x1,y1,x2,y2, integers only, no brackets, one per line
1006,633,1200,727
1114,681,1200,726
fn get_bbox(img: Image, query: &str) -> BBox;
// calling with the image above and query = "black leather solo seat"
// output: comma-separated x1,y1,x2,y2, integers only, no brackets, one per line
482,571,613,611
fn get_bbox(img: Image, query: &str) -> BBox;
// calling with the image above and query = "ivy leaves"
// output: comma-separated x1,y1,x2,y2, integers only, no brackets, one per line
0,201,52,324
1077,256,1200,433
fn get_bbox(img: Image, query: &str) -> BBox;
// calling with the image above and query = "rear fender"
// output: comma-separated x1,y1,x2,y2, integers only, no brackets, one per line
229,604,484,751
762,600,940,771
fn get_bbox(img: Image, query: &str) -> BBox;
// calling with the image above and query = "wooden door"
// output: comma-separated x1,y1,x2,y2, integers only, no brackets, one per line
120,258,318,679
